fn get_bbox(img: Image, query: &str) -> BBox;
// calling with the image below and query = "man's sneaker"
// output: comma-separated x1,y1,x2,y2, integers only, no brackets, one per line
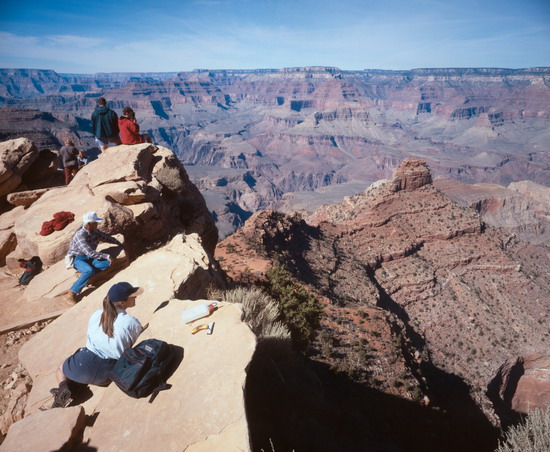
65,290,78,304
51,386,71,409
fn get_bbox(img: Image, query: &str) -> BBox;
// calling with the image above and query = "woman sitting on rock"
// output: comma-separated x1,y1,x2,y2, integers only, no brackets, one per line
51,282,146,408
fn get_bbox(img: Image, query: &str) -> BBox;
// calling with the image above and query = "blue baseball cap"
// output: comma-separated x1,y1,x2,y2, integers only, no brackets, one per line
108,282,143,302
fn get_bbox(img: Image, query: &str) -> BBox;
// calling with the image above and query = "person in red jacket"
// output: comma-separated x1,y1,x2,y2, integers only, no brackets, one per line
118,107,152,145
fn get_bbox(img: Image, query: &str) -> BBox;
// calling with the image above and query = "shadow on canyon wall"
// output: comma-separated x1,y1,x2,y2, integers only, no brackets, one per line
245,339,499,452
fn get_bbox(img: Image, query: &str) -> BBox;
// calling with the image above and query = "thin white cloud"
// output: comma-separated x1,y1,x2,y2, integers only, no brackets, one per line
48,35,104,48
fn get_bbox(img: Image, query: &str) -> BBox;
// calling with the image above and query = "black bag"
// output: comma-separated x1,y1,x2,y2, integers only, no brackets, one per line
108,338,174,403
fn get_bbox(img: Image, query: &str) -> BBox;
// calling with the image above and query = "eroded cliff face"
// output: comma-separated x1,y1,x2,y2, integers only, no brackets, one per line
217,158,549,448
1,66,549,237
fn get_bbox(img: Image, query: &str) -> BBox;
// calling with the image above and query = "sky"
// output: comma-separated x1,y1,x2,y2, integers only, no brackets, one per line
0,0,548,73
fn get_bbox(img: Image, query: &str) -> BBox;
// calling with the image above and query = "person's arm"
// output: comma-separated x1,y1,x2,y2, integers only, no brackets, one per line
123,318,145,348
74,231,110,260
97,230,123,246
91,111,97,133
111,111,119,134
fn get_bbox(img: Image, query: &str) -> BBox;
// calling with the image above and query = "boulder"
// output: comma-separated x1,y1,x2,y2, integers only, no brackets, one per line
0,229,16,266
6,187,52,207
13,143,218,266
20,233,225,416
511,354,550,414
490,354,550,416
0,138,38,197
81,299,255,451
21,149,61,188
0,206,25,231
389,158,432,192
0,406,85,452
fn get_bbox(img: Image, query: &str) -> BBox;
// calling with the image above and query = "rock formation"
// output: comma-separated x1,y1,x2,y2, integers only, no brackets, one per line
1,67,549,236
5,234,252,450
1,406,85,452
435,177,550,246
0,138,38,198
217,158,550,446
389,158,432,192
0,138,250,449
2,140,217,267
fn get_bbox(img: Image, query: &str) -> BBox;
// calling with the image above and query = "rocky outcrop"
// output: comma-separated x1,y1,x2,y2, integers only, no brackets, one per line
11,233,252,450
10,142,217,266
218,159,549,436
7,187,53,207
435,177,550,246
1,406,85,452
490,354,550,417
0,138,38,198
0,206,24,266
512,355,550,413
80,299,254,451
389,158,432,192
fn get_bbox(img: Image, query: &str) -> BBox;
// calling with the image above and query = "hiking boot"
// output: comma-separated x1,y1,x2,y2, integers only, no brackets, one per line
51,386,71,409
65,290,78,304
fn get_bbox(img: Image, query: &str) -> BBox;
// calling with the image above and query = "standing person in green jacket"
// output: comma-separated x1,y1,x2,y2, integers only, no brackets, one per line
91,97,121,152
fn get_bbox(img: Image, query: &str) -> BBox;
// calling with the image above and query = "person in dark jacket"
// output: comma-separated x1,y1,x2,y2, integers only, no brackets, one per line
91,97,121,151
118,107,152,145
59,139,80,184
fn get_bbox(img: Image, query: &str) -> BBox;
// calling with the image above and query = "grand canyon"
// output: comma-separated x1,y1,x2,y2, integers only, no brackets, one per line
0,67,549,451
1,66,549,236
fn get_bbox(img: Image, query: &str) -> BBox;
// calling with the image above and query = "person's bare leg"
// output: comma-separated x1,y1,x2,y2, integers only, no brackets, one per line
55,364,67,384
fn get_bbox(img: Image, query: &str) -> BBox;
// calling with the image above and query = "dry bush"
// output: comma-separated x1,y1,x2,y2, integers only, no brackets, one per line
496,408,550,452
219,287,290,341
155,165,184,192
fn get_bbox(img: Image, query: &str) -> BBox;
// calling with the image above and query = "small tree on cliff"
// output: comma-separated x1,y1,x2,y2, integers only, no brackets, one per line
264,262,323,350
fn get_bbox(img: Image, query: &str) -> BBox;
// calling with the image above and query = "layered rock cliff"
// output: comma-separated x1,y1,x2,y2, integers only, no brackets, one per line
217,158,549,450
1,66,549,236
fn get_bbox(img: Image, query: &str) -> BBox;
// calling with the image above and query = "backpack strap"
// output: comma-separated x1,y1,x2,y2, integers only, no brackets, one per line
148,382,172,403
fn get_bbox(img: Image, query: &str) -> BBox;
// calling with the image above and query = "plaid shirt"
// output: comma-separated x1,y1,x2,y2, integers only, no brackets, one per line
68,226,121,260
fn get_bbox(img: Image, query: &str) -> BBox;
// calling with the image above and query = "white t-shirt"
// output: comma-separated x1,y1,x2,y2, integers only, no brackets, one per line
86,309,143,359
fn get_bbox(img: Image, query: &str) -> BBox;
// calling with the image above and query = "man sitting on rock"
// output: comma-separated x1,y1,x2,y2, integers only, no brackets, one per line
91,97,121,152
66,212,122,303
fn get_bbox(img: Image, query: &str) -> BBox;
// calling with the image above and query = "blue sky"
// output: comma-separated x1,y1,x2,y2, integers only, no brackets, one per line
0,0,548,73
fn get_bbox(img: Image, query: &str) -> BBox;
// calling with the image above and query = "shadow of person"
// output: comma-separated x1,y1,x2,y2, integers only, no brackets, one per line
67,381,94,406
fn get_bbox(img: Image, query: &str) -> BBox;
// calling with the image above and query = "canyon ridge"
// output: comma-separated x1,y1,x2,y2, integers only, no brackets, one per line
0,66,549,235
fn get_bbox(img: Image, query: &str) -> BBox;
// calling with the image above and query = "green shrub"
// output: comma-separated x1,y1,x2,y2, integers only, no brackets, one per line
496,408,550,452
264,262,323,350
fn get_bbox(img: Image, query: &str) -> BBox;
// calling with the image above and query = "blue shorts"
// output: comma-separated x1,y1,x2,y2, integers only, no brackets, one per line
62,348,117,386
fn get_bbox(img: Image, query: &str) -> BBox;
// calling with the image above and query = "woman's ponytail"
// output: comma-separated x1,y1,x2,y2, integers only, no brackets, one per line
99,296,118,338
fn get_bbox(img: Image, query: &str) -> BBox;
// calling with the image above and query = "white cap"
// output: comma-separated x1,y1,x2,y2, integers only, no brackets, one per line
82,212,103,224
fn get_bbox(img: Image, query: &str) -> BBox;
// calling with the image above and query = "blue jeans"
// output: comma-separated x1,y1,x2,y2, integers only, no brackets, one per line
70,255,110,294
